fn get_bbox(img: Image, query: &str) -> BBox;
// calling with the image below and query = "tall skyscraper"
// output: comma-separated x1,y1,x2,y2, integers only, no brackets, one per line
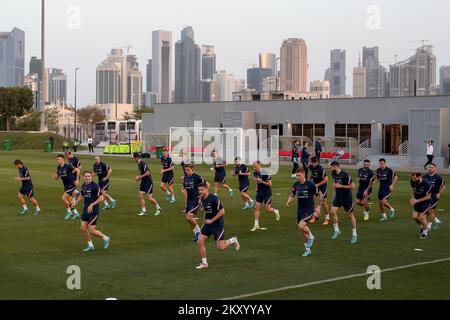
389,45,436,97
127,55,143,109
353,55,366,98
362,46,386,97
259,52,276,76
202,45,216,81
146,59,152,93
175,26,201,103
325,49,346,97
152,30,173,104
280,38,308,93
0,27,25,87
48,68,67,105
440,66,450,95
96,49,142,108
214,70,241,102
247,67,272,91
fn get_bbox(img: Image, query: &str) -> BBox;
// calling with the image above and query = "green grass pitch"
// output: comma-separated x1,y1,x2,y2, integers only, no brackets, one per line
1,150,449,300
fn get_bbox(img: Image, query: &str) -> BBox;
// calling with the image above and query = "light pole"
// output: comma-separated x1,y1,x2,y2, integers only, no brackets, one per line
40,0,46,131
275,57,280,100
74,67,80,141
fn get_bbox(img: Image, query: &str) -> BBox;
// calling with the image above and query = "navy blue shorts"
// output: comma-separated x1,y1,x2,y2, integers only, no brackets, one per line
140,180,153,195
378,188,392,201
414,201,431,215
186,199,201,215
430,196,439,209
161,173,174,185
214,174,227,184
82,207,99,226
64,185,76,196
332,198,354,213
99,180,110,192
356,188,371,201
317,185,328,198
19,186,34,198
297,209,314,224
201,222,225,241
256,192,272,205
239,183,249,193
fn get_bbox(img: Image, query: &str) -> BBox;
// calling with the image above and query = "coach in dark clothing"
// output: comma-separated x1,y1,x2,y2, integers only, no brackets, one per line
291,141,300,178
315,139,323,163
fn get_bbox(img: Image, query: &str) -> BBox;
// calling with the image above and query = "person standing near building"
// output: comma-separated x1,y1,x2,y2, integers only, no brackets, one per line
424,140,434,170
315,139,323,163
291,141,300,179
301,141,311,178
88,136,94,153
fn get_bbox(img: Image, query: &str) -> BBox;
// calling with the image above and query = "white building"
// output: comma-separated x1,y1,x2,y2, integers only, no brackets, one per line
214,70,244,102
152,30,173,104
353,56,366,98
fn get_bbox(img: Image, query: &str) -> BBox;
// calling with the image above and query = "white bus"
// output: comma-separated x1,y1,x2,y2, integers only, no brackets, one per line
94,120,142,144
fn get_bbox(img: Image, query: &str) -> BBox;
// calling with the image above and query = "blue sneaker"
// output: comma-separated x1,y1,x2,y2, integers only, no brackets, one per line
242,204,250,210
306,236,315,249
83,246,95,253
389,209,395,220
302,249,312,257
19,208,29,215
71,212,80,221
111,200,117,209
229,189,234,197
249,200,255,209
169,195,176,204
102,204,111,210
331,230,341,240
351,235,358,244
64,211,73,220
103,237,110,250
192,232,200,242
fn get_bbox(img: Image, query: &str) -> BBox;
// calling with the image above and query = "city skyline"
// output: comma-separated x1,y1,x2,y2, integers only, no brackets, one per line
2,0,450,107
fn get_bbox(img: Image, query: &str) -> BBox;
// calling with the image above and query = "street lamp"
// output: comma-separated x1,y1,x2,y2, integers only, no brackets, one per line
74,67,80,141
40,0,46,131
275,57,280,100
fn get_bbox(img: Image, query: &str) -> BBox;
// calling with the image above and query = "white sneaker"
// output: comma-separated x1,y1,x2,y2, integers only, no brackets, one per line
138,211,147,217
250,225,260,232
234,237,241,251
195,263,209,270
274,210,280,221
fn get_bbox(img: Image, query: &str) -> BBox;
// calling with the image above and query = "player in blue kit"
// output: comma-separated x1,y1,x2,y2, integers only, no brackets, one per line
374,158,398,222
290,140,300,179
251,161,280,232
211,151,233,197
232,157,254,210
72,171,110,252
301,141,311,178
183,164,208,242
160,150,176,204
423,164,446,230
53,155,81,221
329,161,358,244
66,151,81,201
309,156,330,225
195,183,240,270
355,159,375,221
410,172,432,239
93,156,116,210
14,160,41,216
286,168,320,257
133,153,162,217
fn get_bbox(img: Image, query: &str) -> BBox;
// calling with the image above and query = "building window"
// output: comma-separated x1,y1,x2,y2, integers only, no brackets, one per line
303,124,314,140
347,124,359,141
360,124,371,143
314,124,325,137
292,124,302,137
335,124,346,138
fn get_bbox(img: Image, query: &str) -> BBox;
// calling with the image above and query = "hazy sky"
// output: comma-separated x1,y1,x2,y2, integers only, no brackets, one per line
2,0,450,107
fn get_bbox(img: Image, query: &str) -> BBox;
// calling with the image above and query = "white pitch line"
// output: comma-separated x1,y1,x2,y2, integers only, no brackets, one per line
221,257,450,300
